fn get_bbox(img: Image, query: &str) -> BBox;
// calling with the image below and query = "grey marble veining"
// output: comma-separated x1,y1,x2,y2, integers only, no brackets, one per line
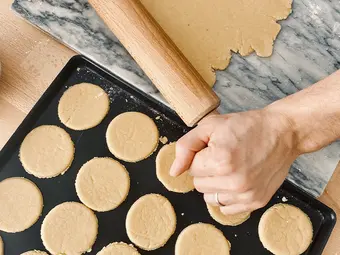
12,0,340,197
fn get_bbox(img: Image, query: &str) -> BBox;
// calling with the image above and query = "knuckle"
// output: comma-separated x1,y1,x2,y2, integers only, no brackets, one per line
216,165,230,176
203,193,213,204
246,190,258,202
176,139,186,152
253,197,269,209
231,177,251,192
193,178,203,193
215,152,234,176
230,185,243,193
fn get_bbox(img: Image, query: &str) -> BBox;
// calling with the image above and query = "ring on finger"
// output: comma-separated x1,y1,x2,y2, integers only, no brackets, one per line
215,192,225,206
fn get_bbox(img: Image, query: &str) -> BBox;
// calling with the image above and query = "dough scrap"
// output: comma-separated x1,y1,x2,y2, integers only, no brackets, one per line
58,83,110,130
21,251,48,255
75,157,130,212
159,136,168,145
126,194,176,250
20,125,74,178
258,203,313,255
175,223,231,255
106,112,159,162
41,202,98,255
0,236,3,255
0,177,43,233
207,204,250,226
156,142,194,193
97,242,140,255
141,0,292,86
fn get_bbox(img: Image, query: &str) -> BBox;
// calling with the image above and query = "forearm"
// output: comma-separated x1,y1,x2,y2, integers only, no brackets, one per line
266,70,340,153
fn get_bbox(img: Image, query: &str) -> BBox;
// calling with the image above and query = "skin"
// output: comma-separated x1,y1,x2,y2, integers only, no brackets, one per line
170,70,340,215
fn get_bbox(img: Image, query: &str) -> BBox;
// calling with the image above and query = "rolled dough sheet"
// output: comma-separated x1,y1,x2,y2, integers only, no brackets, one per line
21,251,48,255
75,157,130,212
58,83,110,130
141,0,292,85
207,204,250,226
258,203,313,255
0,236,3,255
175,223,231,255
97,242,140,255
156,142,194,193
0,177,43,233
106,112,159,162
126,194,176,251
41,202,98,255
20,125,74,178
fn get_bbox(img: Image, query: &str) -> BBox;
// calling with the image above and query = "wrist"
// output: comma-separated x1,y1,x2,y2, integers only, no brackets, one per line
264,98,332,154
264,70,340,155
263,101,311,155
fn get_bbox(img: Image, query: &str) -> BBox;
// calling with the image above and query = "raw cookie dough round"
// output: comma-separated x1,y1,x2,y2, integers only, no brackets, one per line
106,112,159,162
97,242,140,255
20,125,74,178
75,157,130,212
58,83,110,130
41,202,98,255
175,223,231,255
207,204,250,226
0,177,43,233
21,251,48,255
156,142,194,193
258,203,313,255
0,236,3,255
126,194,176,250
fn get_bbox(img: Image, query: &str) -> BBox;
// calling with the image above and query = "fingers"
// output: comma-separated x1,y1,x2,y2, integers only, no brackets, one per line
170,123,213,177
204,168,289,215
204,188,261,206
187,147,223,177
204,192,246,206
194,175,250,193
204,192,257,215
188,147,233,177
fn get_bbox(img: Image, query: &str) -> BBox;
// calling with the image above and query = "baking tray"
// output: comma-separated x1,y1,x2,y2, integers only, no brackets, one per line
0,55,336,255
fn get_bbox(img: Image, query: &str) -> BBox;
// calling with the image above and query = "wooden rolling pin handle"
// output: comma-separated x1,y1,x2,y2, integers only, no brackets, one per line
88,0,220,127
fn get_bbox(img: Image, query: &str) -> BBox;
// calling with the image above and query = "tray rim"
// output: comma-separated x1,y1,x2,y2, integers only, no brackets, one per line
0,54,337,255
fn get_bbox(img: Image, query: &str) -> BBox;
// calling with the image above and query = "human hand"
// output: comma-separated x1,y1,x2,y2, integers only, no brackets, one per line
170,109,299,215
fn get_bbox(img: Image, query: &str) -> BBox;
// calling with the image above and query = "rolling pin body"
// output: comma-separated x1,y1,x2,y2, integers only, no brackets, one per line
88,0,220,126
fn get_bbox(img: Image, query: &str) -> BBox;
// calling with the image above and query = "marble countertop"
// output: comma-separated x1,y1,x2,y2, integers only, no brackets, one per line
12,0,340,197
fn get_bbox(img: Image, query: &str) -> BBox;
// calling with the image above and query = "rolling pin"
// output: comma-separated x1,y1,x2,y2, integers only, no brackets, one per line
88,0,220,127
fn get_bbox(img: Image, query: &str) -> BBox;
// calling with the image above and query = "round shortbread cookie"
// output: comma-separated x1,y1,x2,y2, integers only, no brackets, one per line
0,177,43,233
21,251,48,255
106,112,159,162
97,242,140,255
175,223,230,255
0,236,3,255
126,194,176,250
75,157,130,212
258,203,313,255
20,125,74,178
156,142,194,193
41,202,98,255
58,83,110,130
207,204,250,226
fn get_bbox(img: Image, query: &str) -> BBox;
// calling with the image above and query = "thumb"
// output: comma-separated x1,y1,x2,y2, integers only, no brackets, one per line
170,123,213,177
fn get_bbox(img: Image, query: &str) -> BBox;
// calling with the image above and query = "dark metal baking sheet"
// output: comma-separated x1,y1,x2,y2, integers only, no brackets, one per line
0,55,336,255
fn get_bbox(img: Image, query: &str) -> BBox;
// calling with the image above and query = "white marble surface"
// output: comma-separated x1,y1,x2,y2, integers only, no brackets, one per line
12,0,340,197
